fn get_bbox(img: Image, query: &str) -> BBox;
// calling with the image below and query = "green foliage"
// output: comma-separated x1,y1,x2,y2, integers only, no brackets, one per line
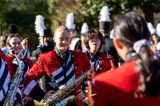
0,0,160,49
77,0,160,28
0,0,56,50
76,0,105,29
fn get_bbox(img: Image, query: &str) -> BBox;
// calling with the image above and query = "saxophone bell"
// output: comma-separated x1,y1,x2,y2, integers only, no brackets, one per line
45,71,90,106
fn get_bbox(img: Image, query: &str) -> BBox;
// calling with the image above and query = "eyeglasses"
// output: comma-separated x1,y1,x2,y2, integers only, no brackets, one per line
89,36,101,40
68,29,75,32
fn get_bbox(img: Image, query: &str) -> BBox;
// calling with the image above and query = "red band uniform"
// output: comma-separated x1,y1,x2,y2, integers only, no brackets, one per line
23,49,90,106
0,50,17,105
93,60,160,106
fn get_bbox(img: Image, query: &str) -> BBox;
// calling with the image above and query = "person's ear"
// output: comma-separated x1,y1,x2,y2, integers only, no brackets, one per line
113,38,123,49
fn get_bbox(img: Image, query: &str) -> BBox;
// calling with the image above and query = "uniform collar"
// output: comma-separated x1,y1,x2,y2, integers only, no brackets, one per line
87,50,100,61
54,47,69,60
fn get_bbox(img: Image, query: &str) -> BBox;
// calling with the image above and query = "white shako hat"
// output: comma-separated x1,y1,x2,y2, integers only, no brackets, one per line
66,12,76,30
35,15,46,37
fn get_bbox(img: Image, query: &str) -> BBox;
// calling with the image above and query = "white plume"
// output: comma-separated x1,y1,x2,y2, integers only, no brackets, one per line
35,15,46,36
81,23,89,34
156,23,160,36
147,22,156,35
100,6,111,22
156,42,160,51
66,13,76,30
110,29,114,39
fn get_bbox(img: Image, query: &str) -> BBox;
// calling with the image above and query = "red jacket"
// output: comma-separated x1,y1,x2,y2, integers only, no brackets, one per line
7,56,33,75
7,55,33,90
0,50,17,77
93,60,160,106
0,50,17,103
23,50,90,105
94,52,114,74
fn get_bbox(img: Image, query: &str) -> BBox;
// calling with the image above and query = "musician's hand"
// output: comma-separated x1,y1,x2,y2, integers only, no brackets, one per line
21,38,28,49
22,96,32,105
42,90,55,101
76,90,86,102
44,102,49,106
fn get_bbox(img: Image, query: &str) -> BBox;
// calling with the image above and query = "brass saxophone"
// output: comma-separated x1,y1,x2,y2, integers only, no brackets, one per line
3,51,23,106
45,71,90,106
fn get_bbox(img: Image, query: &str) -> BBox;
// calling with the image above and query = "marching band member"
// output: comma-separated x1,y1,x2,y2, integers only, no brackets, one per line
23,26,90,106
66,13,81,51
32,15,55,94
83,29,114,105
0,35,8,54
84,29,114,74
147,22,158,54
33,15,54,59
21,38,30,58
93,12,160,106
99,6,118,67
8,24,19,36
80,23,89,52
6,35,33,83
6,35,34,106
0,49,18,105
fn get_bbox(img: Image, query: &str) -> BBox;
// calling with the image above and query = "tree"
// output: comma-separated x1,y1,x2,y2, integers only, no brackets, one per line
77,0,160,28
0,0,55,50
1,0,159,49
47,0,82,32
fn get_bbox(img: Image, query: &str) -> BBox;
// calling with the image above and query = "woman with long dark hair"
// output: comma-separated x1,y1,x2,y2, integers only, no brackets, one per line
93,12,160,106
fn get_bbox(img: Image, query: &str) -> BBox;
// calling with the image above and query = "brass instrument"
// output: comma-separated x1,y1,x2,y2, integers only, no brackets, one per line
85,80,95,106
45,71,90,106
85,53,115,106
46,95,75,106
85,65,95,106
3,49,23,106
